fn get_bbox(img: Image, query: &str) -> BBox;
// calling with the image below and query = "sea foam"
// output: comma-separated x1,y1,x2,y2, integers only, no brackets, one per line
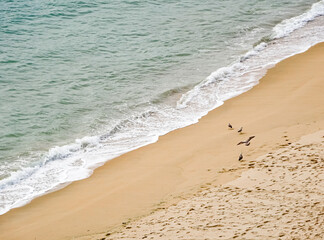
273,0,324,39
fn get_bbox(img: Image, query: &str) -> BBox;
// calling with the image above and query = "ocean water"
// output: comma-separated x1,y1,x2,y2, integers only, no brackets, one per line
0,0,323,215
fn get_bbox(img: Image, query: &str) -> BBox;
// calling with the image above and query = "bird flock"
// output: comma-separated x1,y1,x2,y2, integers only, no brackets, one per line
228,123,255,161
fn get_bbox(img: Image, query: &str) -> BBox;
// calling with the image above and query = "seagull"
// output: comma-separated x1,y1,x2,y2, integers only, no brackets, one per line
247,136,255,142
245,141,250,146
228,123,233,129
238,127,243,133
237,141,246,145
238,153,243,161
237,136,255,145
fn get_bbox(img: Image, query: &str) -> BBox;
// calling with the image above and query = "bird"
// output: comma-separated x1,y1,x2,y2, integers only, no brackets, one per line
245,141,250,146
238,153,243,161
246,136,255,142
238,127,243,133
237,141,246,145
228,123,233,129
237,136,255,145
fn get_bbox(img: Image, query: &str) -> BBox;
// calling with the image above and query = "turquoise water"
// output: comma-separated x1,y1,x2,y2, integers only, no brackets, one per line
0,0,323,214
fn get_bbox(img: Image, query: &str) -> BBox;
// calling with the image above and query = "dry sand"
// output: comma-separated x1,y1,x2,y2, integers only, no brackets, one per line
0,43,323,240
102,130,323,240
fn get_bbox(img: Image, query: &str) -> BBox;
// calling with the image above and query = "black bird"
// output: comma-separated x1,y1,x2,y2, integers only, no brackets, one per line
237,136,255,145
238,127,243,133
238,153,243,161
228,123,233,129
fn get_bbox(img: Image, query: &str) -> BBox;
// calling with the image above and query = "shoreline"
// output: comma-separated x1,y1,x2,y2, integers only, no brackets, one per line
0,43,323,240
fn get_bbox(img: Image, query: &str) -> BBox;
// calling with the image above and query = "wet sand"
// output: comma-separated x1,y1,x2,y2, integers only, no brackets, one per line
0,43,323,240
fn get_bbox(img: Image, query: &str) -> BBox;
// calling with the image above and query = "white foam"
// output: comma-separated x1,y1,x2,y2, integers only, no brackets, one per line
240,42,268,62
176,62,246,110
176,3,324,112
273,0,324,39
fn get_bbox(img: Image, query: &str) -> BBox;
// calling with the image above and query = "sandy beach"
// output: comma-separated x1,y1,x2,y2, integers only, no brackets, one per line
102,130,324,239
0,42,323,240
